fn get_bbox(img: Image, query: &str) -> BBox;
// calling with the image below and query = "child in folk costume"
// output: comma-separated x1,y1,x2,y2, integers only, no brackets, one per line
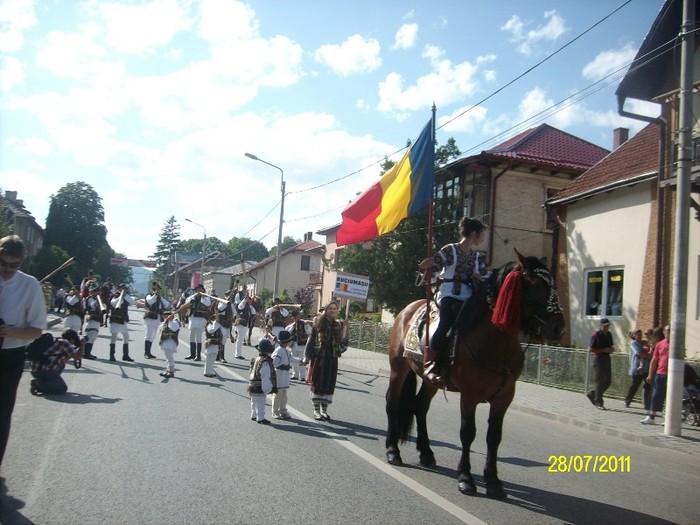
159,316,181,378
271,330,302,420
247,338,277,425
286,310,311,381
233,295,255,360
203,313,222,378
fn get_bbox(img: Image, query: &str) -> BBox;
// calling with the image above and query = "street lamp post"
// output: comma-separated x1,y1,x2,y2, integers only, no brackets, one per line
245,152,285,298
185,218,207,288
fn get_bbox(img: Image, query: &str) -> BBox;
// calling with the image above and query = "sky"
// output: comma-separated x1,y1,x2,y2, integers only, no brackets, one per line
0,0,663,261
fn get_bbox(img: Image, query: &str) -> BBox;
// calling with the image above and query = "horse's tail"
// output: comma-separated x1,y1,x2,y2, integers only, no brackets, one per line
397,369,417,443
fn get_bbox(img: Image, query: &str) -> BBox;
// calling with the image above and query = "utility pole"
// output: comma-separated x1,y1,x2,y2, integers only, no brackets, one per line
666,0,694,436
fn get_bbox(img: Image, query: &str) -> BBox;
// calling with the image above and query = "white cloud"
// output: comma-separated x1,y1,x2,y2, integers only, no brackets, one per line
501,10,567,56
438,104,488,134
393,23,418,50
315,34,382,76
377,45,480,121
6,135,53,157
197,0,258,43
0,56,24,91
582,43,638,81
0,0,36,52
95,0,192,54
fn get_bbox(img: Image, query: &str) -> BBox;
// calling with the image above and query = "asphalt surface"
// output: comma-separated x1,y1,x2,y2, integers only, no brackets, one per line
342,345,700,457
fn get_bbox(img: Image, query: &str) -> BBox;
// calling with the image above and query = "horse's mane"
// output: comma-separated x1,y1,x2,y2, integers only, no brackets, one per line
486,255,549,299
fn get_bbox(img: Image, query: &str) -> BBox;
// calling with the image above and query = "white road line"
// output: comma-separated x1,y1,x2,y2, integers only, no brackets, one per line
216,364,489,525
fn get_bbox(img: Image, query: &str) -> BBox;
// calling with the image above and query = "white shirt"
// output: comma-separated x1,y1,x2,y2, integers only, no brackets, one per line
110,294,135,308
159,318,181,352
0,270,47,349
146,292,170,310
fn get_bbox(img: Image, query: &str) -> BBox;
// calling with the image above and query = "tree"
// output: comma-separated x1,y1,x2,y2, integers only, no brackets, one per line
27,244,72,286
151,216,181,283
44,182,108,279
435,137,461,166
94,244,132,285
268,235,300,257
226,237,269,262
179,236,226,257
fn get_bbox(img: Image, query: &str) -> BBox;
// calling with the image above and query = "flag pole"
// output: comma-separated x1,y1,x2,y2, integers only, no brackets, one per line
425,104,437,350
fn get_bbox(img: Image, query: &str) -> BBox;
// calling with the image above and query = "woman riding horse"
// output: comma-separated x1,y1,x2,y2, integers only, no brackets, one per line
385,250,565,499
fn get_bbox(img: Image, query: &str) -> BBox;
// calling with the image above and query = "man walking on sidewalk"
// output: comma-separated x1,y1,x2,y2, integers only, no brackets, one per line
587,318,614,410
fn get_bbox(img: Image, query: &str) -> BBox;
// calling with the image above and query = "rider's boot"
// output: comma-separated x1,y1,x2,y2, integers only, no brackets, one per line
423,346,444,387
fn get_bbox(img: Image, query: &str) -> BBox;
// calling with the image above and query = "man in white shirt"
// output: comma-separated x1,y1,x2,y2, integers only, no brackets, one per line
0,235,47,468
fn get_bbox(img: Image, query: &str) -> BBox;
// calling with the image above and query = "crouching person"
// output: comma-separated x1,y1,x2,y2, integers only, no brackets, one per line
29,329,83,395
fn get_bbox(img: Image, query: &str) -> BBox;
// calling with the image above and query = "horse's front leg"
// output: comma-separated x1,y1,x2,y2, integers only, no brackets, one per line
386,354,417,466
457,396,478,495
483,401,511,499
414,382,438,466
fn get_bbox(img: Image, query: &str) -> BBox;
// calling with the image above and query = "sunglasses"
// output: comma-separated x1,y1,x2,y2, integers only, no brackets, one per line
0,259,22,269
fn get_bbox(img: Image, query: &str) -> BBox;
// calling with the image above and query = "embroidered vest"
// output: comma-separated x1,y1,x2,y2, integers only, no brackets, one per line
206,327,223,347
159,323,180,344
85,297,101,321
247,354,277,394
191,296,210,318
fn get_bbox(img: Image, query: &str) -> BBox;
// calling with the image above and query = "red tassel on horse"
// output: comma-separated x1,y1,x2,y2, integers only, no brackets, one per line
491,270,522,336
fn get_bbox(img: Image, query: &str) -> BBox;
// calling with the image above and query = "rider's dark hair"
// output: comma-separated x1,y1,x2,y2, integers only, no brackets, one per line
459,217,485,239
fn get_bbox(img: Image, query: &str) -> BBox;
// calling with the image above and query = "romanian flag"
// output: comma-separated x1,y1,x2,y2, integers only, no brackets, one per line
336,119,434,246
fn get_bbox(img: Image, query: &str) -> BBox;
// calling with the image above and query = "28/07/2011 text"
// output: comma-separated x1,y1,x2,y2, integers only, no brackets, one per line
547,455,631,473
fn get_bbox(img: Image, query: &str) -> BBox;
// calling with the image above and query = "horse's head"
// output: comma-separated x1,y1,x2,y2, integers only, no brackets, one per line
489,250,565,342
514,250,565,342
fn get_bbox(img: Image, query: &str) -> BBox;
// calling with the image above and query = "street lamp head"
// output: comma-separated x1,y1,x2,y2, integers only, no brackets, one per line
244,152,259,161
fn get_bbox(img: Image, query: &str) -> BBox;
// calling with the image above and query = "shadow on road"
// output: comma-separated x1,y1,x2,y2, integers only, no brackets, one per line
0,477,36,525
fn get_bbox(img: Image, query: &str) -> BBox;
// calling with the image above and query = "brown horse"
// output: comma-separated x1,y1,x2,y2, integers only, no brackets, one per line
385,251,565,499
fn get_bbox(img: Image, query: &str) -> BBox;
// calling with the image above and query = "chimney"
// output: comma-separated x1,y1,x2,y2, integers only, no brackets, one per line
303,232,313,241
613,127,629,149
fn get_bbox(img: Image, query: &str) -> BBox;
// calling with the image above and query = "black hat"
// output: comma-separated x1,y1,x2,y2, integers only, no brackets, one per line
277,330,293,344
600,318,610,326
225,289,231,295
195,283,205,291
256,339,274,353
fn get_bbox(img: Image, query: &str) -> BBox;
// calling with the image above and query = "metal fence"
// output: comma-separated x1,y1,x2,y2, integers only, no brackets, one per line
346,321,700,402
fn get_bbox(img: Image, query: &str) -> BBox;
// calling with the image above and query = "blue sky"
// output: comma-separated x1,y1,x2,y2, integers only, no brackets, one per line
0,0,662,259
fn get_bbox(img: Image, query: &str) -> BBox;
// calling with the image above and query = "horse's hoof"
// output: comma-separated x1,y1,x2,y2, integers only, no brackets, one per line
458,478,477,495
485,481,507,499
386,451,403,466
419,453,436,467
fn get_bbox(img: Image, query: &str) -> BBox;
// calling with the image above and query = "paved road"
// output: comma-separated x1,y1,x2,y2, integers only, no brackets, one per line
1,311,698,525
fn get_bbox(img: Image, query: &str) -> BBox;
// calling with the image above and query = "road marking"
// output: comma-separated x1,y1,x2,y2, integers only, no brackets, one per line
216,365,489,525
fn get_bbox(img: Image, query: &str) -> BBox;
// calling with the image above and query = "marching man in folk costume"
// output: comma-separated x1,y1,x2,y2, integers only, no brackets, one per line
143,282,170,360
109,283,136,362
182,283,211,361
82,283,103,360
63,287,84,334
234,294,255,360
215,290,234,363
158,315,181,378
286,310,311,381
265,298,289,340
247,338,277,425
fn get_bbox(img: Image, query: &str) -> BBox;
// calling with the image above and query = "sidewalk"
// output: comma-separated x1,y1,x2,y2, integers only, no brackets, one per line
341,346,700,457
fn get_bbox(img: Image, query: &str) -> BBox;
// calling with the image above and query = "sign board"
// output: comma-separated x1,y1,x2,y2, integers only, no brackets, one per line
334,272,370,300
110,258,157,268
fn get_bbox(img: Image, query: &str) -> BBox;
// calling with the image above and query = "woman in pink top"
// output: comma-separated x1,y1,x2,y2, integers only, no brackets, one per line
641,325,670,425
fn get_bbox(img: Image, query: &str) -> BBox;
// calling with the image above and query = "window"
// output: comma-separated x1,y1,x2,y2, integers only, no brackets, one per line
300,255,310,271
584,267,624,318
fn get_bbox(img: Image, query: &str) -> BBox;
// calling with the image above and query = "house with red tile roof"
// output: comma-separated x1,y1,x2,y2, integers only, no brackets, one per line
546,123,662,348
547,0,700,358
437,123,609,268
245,233,325,301
315,124,610,318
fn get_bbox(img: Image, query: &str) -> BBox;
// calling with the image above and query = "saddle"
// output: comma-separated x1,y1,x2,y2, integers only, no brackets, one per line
403,280,488,366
